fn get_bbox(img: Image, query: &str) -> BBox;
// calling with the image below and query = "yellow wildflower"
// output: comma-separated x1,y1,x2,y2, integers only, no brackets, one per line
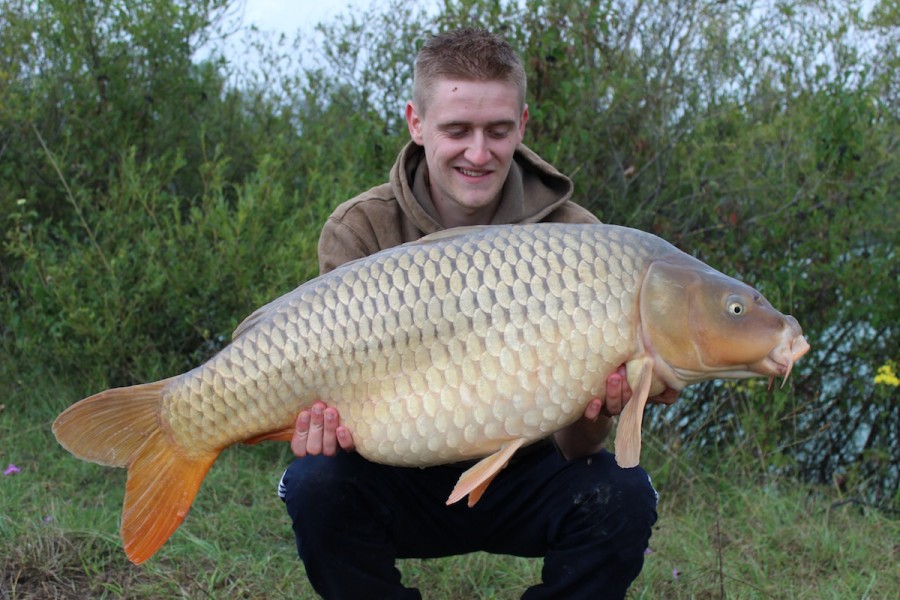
874,362,900,387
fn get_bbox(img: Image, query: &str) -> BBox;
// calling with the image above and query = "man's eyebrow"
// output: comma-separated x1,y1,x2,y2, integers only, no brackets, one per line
437,119,517,128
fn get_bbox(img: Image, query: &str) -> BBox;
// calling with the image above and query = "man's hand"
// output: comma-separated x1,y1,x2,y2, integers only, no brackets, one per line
603,364,680,412
291,401,356,458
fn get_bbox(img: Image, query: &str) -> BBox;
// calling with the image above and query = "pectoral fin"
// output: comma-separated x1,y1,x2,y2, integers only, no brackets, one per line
446,438,527,507
614,357,655,468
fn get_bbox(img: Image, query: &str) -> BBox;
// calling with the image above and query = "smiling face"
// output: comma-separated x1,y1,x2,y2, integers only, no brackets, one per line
406,78,528,228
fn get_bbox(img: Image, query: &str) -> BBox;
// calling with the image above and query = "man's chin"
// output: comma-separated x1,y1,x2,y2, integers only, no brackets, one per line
452,185,502,206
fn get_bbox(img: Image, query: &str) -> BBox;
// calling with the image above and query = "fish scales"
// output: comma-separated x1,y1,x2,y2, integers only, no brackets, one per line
162,223,647,464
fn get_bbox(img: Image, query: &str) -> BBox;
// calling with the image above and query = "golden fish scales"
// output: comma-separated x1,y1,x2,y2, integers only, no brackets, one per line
164,223,646,464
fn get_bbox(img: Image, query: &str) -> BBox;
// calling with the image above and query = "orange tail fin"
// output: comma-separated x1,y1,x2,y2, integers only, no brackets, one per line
52,379,218,564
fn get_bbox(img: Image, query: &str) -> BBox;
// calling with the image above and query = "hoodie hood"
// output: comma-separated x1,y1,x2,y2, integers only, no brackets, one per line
390,141,575,234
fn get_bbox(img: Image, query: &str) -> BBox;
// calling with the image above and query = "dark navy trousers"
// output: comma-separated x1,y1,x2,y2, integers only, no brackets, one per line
279,444,657,599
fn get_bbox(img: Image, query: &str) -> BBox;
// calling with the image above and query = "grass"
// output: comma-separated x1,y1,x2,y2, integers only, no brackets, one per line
2,372,897,599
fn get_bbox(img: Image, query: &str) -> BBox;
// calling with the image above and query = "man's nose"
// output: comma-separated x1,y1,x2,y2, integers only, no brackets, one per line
464,132,490,165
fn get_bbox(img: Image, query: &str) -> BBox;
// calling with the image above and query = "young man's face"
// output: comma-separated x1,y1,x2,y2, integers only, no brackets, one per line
406,78,528,227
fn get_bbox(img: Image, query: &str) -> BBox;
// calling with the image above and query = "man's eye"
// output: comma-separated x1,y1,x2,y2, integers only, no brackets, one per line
488,128,511,139
445,129,467,138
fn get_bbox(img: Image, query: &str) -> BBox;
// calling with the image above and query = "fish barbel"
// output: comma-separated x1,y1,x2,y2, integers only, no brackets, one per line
53,223,809,564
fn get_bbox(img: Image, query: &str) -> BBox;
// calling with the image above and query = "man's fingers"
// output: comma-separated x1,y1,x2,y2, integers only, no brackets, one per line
615,364,633,403
582,398,604,420
604,371,624,416
336,426,356,451
649,388,680,406
291,411,311,457
321,407,339,456
291,401,356,457
306,405,325,455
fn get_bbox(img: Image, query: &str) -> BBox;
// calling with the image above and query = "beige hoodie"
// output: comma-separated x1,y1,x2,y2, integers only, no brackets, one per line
317,141,598,274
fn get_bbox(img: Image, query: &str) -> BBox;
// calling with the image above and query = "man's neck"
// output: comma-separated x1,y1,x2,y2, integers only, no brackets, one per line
434,201,499,228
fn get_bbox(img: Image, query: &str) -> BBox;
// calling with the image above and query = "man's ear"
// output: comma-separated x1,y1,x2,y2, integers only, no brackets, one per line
406,102,424,145
518,103,529,139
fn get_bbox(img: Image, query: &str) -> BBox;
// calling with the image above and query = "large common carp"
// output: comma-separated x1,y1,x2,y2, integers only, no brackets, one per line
53,223,809,564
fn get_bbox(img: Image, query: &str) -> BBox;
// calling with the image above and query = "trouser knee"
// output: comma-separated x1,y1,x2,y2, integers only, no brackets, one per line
280,455,367,541
561,453,658,550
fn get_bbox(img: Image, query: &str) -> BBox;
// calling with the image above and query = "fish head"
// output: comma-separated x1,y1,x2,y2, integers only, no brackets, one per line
639,258,810,387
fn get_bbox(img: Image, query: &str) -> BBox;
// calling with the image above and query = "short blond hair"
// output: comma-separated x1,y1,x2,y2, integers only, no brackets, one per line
412,28,527,115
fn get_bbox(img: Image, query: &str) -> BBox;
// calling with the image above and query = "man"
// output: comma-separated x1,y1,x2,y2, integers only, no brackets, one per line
279,28,675,599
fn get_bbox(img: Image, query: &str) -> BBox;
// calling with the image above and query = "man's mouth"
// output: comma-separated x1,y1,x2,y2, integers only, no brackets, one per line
457,167,491,178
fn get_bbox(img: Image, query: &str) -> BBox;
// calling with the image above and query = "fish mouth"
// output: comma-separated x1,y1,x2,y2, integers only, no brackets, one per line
670,334,811,386
764,334,810,387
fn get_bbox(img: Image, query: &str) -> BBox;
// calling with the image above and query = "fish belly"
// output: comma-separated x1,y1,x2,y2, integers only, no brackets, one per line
161,224,656,465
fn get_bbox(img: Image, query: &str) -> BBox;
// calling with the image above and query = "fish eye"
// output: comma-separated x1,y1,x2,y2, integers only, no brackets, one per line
728,300,746,316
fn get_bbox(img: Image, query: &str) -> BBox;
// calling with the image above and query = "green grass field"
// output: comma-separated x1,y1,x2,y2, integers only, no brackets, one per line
2,375,897,599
